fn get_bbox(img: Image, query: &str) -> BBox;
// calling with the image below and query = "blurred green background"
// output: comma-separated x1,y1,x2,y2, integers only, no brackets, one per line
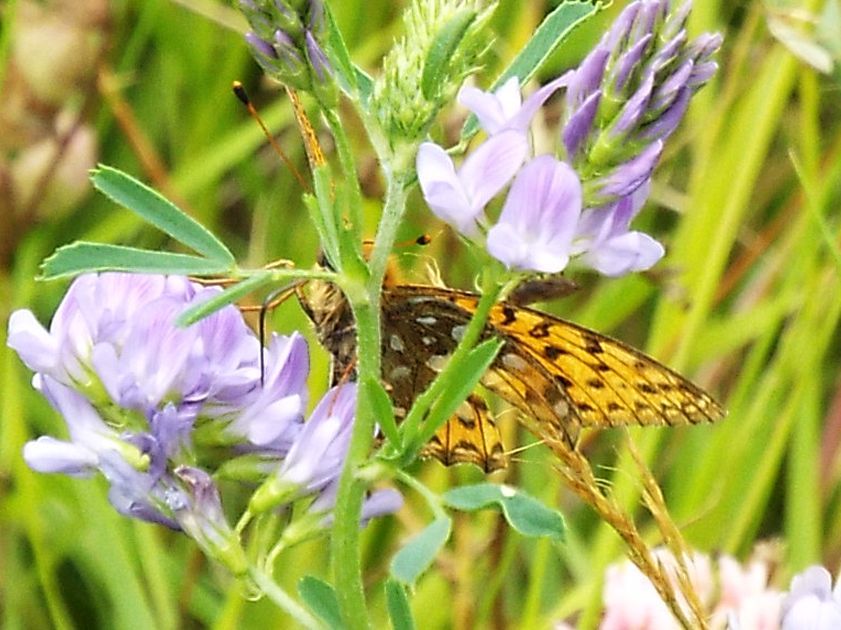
2,0,841,627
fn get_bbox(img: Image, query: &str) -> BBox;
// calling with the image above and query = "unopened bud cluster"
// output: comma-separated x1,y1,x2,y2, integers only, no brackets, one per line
239,0,338,106
372,0,496,145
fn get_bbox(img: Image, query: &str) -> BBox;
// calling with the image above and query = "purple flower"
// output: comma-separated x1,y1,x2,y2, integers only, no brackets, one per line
167,466,248,575
561,0,720,205
249,383,358,512
22,375,121,476
9,273,311,526
91,293,201,411
486,155,582,273
311,483,403,525
23,374,180,528
272,382,356,491
458,75,568,135
239,0,335,99
782,566,841,629
8,274,189,389
417,130,528,235
573,181,664,276
304,30,332,84
223,332,309,449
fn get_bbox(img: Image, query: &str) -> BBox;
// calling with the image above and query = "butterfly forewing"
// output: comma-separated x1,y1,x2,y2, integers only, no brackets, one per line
383,285,724,444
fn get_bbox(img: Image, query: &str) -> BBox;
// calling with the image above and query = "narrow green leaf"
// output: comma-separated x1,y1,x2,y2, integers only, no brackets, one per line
461,1,599,140
362,376,401,449
355,66,375,106
298,576,343,630
789,150,841,275
176,272,272,326
40,243,232,280
413,338,503,448
308,164,341,271
323,4,358,95
385,579,415,630
91,165,234,263
421,9,477,100
390,517,452,586
443,483,566,541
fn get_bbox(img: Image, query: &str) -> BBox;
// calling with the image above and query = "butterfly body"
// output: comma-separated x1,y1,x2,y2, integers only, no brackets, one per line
298,281,725,472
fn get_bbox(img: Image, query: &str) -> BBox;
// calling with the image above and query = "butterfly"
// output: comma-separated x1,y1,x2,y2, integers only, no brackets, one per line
296,277,725,473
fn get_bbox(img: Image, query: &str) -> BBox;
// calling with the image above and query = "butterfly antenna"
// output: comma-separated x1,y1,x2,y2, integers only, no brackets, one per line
232,81,310,191
257,281,307,386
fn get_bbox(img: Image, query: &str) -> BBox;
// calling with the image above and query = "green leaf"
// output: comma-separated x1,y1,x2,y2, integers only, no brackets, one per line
323,4,359,95
413,338,503,447
307,164,341,271
421,9,477,100
385,579,415,630
91,166,234,264
176,272,272,326
390,517,452,586
298,576,343,630
443,483,566,540
362,376,401,449
461,1,599,140
355,66,375,106
40,243,232,280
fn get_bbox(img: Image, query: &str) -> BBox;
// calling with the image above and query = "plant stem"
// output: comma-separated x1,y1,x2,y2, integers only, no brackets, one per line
249,567,323,629
367,155,412,290
395,469,448,520
324,107,364,242
330,161,412,629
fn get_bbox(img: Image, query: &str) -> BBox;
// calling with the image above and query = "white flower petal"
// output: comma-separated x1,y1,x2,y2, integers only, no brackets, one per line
23,436,98,475
7,310,59,373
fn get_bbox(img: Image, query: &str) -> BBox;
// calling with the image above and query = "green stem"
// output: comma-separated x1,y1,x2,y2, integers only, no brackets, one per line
367,157,413,290
330,163,412,629
248,567,323,629
395,469,448,520
324,107,364,242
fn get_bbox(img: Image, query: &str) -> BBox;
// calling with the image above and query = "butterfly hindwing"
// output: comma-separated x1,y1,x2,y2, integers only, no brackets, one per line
380,296,506,472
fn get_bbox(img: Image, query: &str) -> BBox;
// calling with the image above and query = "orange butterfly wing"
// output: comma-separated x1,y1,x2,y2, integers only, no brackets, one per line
383,285,724,451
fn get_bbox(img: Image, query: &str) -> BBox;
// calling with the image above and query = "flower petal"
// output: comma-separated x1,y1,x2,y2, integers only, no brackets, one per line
506,73,569,132
458,76,522,134
459,130,528,210
23,436,98,476
597,140,663,199
563,90,601,158
417,142,475,233
7,310,59,373
487,156,582,273
582,231,664,277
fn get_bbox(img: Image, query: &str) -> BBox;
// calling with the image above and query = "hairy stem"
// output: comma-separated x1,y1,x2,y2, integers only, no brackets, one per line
330,162,412,629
